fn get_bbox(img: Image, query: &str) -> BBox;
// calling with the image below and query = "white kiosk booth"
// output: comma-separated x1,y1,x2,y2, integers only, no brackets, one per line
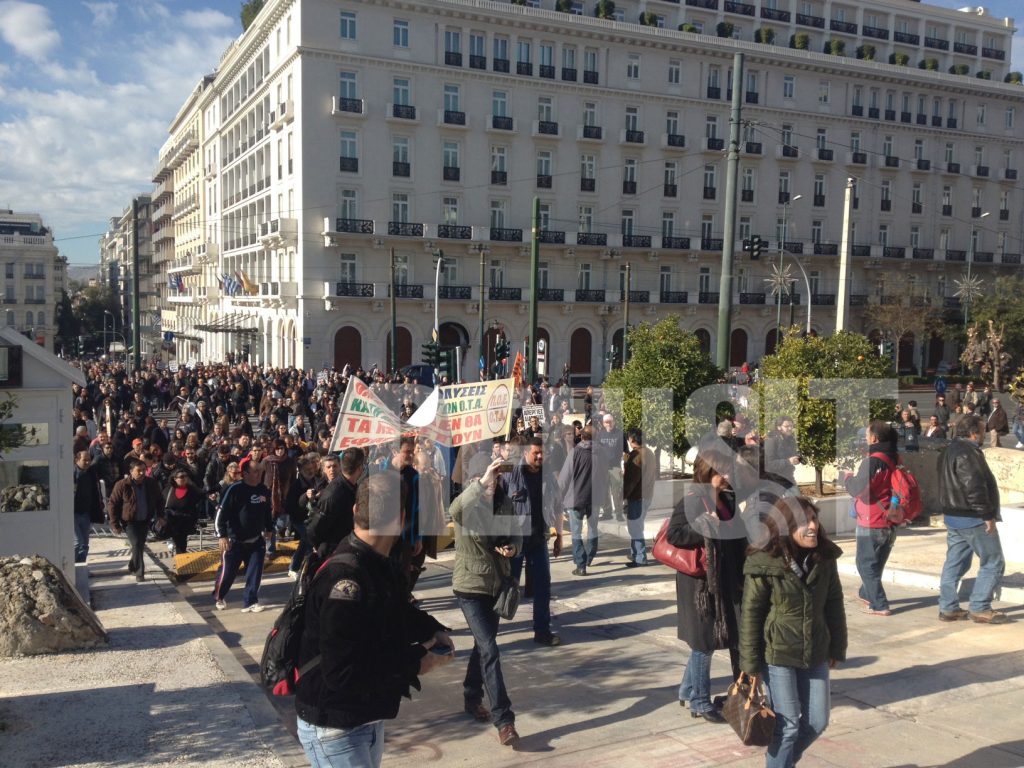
0,328,85,582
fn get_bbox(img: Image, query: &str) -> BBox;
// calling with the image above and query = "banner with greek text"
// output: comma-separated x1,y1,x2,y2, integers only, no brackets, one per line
329,377,514,451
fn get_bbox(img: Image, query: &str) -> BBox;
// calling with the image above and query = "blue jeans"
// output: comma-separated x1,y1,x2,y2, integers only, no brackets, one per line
855,526,896,611
626,499,648,564
567,508,597,568
764,663,831,768
74,513,92,563
678,649,714,713
1013,420,1024,446
213,537,267,608
290,519,309,572
939,524,1006,613
510,538,551,636
458,595,515,729
296,716,384,768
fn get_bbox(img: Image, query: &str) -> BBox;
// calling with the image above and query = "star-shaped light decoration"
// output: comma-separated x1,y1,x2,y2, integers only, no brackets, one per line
764,263,795,298
953,272,984,307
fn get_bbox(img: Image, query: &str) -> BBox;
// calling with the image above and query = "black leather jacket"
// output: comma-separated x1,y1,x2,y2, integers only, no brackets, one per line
936,438,1001,522
295,534,444,729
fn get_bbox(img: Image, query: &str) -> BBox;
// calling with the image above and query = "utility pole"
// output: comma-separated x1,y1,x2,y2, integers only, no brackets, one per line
390,247,397,374
478,244,486,381
836,178,854,332
623,262,631,368
715,52,743,370
527,197,539,384
131,197,141,372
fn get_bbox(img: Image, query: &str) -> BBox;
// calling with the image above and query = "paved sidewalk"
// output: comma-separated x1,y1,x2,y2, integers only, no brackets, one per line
2,523,1022,768
0,534,301,768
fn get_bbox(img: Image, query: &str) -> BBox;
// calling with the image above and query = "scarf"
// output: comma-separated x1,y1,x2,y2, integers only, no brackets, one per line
694,494,733,649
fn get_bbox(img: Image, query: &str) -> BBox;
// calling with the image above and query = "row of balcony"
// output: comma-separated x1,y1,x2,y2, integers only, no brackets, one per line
323,220,1021,264
442,50,599,84
327,281,981,310
223,177,271,207
685,0,1005,58
0,235,50,248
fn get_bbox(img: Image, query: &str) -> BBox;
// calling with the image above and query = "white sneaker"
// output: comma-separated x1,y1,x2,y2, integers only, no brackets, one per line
215,600,227,611
241,603,265,613
167,542,176,555
287,570,299,581
1016,442,1023,449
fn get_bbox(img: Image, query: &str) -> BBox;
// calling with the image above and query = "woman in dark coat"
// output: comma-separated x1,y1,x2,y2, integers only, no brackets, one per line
163,469,204,556
668,448,748,722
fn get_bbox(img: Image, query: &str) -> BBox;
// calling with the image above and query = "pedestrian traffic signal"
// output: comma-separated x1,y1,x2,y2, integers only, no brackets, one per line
882,340,894,357
751,235,763,260
421,341,439,368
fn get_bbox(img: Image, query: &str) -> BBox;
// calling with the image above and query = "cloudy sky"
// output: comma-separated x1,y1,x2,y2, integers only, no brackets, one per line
0,1,1020,267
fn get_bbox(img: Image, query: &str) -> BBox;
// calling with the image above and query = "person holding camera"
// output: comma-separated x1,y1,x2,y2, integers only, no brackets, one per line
765,417,801,485
450,455,523,746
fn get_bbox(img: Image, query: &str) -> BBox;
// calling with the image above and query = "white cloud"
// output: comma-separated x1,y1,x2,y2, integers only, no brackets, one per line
0,9,236,256
83,1,117,28
181,9,236,31
0,1,60,61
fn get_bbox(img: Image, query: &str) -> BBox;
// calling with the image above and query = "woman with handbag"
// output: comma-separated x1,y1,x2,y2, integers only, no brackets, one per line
449,455,523,748
668,449,748,722
739,496,847,767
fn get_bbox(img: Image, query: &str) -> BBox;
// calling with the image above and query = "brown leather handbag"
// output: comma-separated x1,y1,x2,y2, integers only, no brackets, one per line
722,673,776,747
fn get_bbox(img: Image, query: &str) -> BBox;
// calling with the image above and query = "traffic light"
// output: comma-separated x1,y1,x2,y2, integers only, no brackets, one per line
743,238,753,258
421,341,439,368
438,347,453,381
751,235,763,260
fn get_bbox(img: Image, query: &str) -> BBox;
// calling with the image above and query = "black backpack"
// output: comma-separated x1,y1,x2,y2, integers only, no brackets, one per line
259,551,359,695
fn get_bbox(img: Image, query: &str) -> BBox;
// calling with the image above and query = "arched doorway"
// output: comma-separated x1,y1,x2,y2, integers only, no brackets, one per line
334,326,362,370
765,328,779,356
867,329,883,347
569,327,592,384
385,327,412,371
695,328,711,356
439,321,469,350
927,335,945,373
730,329,748,368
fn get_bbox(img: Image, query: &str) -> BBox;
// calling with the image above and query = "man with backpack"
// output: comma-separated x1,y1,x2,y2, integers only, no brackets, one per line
936,415,1008,624
294,472,454,768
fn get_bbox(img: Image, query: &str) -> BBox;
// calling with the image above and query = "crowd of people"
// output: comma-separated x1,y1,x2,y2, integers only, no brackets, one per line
68,359,1010,768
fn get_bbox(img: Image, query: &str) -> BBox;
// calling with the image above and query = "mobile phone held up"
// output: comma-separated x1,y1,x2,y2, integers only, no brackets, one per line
496,463,514,474
429,644,453,656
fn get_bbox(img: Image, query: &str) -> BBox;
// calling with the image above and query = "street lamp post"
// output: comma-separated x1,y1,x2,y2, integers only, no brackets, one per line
776,194,802,341
963,211,991,330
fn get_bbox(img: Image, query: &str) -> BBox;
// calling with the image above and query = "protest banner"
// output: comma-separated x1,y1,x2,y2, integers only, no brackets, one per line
329,377,515,451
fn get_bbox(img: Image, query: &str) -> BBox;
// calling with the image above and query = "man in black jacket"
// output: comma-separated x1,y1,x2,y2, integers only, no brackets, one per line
212,455,273,612
307,449,364,557
73,451,104,563
295,473,453,768
936,415,1007,624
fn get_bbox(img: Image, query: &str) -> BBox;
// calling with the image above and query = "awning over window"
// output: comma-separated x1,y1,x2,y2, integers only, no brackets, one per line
193,313,259,335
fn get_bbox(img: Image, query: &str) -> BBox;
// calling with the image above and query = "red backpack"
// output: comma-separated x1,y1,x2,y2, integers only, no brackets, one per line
870,452,923,523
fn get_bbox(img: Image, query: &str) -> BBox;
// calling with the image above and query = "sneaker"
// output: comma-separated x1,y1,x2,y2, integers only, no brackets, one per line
287,570,299,581
938,608,969,622
571,566,587,576
241,603,266,613
1016,442,1023,449
166,541,175,552
969,609,1009,624
624,561,640,568
215,600,227,611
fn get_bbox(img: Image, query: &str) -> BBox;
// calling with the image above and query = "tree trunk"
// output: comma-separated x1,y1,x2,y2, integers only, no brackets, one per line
814,466,824,496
